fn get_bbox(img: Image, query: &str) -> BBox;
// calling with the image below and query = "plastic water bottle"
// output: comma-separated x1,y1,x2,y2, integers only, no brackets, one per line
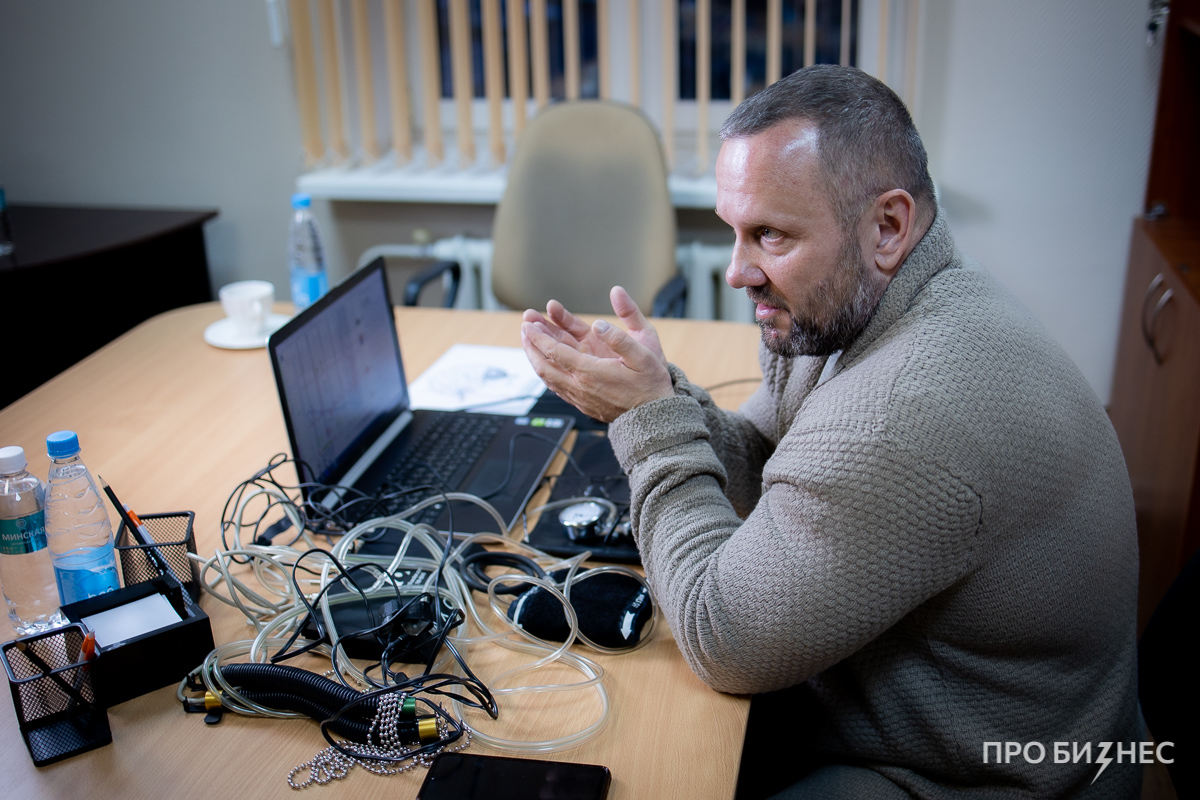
0,446,65,635
44,431,120,604
288,193,328,311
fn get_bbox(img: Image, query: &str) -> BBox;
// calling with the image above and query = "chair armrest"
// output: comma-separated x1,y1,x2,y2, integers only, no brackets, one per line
403,260,461,307
651,274,688,318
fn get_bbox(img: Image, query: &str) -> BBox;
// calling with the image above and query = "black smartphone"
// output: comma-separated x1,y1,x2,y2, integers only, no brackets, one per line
417,752,611,800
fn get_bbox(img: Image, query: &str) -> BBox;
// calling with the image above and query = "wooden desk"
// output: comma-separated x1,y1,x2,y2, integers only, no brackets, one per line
0,303,764,799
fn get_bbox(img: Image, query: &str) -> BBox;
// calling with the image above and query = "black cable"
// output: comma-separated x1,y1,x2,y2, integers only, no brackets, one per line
221,662,362,706
271,552,405,669
333,483,438,527
221,454,436,553
237,689,375,740
458,550,547,595
225,427,593,552
219,442,610,712
208,460,509,752
336,463,462,689
221,454,368,557
475,431,590,501
321,691,466,762
227,469,420,550
208,663,485,758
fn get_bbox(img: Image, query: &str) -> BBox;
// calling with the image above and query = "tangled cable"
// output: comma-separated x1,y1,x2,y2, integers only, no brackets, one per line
183,456,656,783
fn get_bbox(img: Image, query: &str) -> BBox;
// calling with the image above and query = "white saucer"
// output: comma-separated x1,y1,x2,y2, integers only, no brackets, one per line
204,313,291,350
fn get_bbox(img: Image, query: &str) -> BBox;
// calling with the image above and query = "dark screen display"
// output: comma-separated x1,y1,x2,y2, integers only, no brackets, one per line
418,753,610,800
272,266,408,485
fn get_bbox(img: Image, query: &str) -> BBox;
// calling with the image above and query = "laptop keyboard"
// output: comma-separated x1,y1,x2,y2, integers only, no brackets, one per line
374,414,507,524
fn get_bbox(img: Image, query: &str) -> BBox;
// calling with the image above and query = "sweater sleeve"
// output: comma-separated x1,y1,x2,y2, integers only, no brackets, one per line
663,362,777,518
607,391,983,695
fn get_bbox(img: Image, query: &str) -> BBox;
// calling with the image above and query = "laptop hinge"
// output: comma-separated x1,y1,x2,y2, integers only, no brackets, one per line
321,410,414,509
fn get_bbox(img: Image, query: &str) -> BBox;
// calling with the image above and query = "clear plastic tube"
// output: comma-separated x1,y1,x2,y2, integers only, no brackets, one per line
186,485,652,754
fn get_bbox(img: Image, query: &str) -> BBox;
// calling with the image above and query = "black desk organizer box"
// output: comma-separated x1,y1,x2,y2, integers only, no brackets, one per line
1,623,112,766
60,576,214,710
58,510,214,709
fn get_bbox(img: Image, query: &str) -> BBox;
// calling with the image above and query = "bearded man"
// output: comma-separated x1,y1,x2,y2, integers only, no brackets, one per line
521,66,1141,799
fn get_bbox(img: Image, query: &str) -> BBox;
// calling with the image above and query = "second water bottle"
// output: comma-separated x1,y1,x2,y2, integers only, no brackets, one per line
288,193,328,311
44,430,120,604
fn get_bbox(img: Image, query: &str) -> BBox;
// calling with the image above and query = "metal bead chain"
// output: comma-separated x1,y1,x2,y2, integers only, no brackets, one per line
286,694,471,790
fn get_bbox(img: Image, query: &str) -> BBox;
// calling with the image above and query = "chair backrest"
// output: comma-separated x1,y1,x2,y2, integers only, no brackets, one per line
491,101,677,315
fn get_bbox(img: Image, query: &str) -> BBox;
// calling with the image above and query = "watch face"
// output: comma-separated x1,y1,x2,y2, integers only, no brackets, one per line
559,501,605,527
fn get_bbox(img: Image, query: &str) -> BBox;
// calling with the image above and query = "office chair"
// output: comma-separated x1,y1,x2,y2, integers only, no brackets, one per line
1139,547,1199,798
407,101,686,317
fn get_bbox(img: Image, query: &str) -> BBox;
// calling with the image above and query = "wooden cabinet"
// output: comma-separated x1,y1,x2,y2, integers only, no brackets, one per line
0,204,217,410
1110,0,1200,632
1110,221,1200,632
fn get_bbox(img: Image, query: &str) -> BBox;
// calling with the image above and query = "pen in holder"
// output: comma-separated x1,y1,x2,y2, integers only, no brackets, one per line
1,624,112,766
114,510,200,602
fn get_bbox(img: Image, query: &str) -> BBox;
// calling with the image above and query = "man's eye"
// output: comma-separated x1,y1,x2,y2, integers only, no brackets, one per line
761,227,779,240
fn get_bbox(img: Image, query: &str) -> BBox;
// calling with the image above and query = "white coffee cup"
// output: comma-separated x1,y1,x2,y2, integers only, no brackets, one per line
218,280,274,339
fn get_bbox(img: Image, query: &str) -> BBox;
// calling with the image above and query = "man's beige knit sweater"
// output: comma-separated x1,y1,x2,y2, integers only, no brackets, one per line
608,213,1141,798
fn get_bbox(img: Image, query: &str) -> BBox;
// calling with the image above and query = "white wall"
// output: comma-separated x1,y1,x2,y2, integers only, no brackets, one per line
0,0,1162,404
915,0,1161,403
0,0,303,294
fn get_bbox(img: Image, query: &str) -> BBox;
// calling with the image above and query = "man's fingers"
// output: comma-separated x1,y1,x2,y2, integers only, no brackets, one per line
523,317,674,423
521,329,555,375
609,285,666,363
591,319,661,372
521,324,576,392
522,321,593,372
524,310,584,349
610,286,652,333
547,299,594,342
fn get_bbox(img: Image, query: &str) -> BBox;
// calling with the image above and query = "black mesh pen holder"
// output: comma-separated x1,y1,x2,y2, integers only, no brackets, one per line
1,623,112,766
115,510,200,602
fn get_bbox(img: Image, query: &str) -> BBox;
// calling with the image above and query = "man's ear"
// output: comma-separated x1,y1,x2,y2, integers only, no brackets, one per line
863,189,918,278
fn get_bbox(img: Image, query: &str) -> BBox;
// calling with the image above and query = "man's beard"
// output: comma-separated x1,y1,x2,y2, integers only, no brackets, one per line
748,235,887,358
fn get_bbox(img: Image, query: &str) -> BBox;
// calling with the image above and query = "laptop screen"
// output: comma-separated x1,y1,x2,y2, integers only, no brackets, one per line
270,262,409,486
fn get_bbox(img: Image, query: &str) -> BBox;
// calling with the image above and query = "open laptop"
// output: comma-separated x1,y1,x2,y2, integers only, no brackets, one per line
267,257,572,546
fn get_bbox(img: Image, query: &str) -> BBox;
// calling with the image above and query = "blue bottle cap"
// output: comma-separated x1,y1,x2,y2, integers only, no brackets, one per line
46,430,81,458
291,193,311,209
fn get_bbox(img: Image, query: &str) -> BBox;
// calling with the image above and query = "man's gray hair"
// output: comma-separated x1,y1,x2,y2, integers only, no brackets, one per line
720,65,936,229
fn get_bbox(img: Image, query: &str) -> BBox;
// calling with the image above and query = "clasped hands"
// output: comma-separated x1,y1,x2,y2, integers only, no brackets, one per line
521,286,675,423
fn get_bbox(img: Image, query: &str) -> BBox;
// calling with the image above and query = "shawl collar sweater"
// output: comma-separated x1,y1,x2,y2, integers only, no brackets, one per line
608,212,1141,798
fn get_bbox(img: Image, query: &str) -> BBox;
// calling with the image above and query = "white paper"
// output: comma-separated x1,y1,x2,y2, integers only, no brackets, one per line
408,344,546,416
82,592,183,648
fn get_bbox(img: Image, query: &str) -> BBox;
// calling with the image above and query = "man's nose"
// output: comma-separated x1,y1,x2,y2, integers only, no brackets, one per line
726,244,767,289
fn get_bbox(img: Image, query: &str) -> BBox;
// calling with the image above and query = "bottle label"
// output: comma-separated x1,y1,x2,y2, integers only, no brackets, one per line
53,546,121,604
0,511,48,555
290,268,328,311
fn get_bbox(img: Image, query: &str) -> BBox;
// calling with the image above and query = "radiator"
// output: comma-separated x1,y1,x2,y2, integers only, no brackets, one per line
358,238,752,323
